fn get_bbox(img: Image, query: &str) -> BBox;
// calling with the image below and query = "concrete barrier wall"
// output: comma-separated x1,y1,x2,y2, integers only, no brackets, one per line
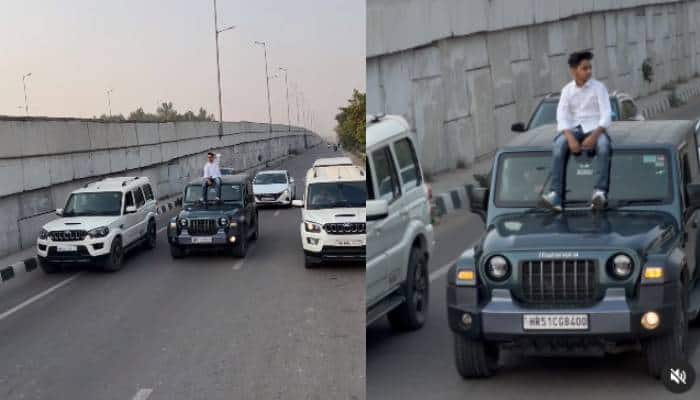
0,119,322,257
367,0,700,174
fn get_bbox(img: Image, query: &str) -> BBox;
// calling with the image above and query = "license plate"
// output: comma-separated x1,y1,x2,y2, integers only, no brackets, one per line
56,244,78,252
523,314,589,330
191,237,213,244
263,197,275,201
335,239,363,247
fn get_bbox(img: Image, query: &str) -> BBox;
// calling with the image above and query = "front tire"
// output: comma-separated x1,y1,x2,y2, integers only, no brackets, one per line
387,246,429,331
232,230,248,258
143,219,157,250
454,334,499,378
170,245,186,259
102,237,124,272
643,280,688,378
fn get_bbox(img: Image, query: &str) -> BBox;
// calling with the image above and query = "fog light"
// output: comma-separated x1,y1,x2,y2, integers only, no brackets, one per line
229,236,236,243
456,270,475,285
307,237,320,245
644,267,664,279
461,313,472,327
641,311,660,330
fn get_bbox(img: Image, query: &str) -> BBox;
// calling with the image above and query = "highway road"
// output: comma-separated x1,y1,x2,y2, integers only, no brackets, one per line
0,145,364,400
367,103,700,399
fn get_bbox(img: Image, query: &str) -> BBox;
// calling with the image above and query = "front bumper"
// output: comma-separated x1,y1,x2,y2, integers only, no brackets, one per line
36,235,114,263
300,224,365,262
447,282,680,341
168,228,238,247
255,191,291,205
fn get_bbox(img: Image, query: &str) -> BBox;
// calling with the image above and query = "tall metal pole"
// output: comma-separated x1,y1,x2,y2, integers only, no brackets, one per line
213,0,223,138
106,89,113,118
278,67,291,132
255,41,273,166
22,72,32,116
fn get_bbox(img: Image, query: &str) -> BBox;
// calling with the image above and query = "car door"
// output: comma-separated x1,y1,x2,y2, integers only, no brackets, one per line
142,183,157,217
132,186,148,242
679,145,698,285
366,144,404,307
245,180,256,234
386,136,427,286
121,191,138,245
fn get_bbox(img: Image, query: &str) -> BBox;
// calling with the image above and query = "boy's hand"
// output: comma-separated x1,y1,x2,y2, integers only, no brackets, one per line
582,134,598,150
567,136,581,154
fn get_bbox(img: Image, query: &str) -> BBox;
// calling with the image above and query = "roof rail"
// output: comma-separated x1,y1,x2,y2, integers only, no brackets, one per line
122,177,140,187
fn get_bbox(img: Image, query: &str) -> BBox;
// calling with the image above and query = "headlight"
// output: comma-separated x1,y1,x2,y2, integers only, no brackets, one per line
39,228,49,239
283,189,289,197
219,217,228,227
87,226,110,238
179,218,188,227
609,254,633,279
485,255,510,281
304,221,322,233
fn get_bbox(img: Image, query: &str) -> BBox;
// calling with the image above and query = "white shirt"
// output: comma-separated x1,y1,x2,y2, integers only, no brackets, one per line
203,155,222,179
556,78,612,133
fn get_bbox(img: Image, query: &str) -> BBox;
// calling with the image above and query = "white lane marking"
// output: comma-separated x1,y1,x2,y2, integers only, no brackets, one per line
429,258,460,282
232,261,242,270
131,389,153,400
0,273,83,321
157,226,167,234
273,210,280,217
232,243,256,270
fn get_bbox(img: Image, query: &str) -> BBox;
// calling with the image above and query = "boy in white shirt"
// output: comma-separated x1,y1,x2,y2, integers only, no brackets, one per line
541,50,612,212
202,151,222,202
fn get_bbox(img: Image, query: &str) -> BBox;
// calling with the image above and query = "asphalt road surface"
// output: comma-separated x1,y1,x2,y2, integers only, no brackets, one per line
367,103,700,400
0,145,364,400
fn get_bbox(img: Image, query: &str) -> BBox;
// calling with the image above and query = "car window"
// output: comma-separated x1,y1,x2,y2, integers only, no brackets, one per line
370,146,401,202
133,187,145,208
142,184,154,201
123,191,134,213
366,160,375,200
393,138,422,189
621,100,638,120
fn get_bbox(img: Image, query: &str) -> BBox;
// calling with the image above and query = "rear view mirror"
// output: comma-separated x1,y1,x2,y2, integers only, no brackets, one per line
473,173,490,188
466,184,489,223
289,177,295,183
367,199,389,221
55,208,63,216
125,205,137,214
686,183,700,212
292,199,304,207
511,122,526,133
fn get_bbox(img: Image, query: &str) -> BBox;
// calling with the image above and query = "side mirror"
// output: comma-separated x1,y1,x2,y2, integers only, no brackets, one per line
292,199,304,207
125,205,137,214
55,208,63,216
289,177,295,183
687,183,700,211
367,199,389,221
511,122,526,133
473,173,491,188
466,184,489,223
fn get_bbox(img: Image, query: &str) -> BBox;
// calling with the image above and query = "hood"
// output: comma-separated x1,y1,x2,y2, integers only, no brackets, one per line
253,183,289,195
179,203,242,219
43,216,121,232
303,207,366,224
482,210,679,256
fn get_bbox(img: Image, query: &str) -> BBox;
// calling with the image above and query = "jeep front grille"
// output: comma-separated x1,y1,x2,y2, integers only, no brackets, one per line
49,230,88,242
519,259,597,305
323,223,366,235
187,219,218,236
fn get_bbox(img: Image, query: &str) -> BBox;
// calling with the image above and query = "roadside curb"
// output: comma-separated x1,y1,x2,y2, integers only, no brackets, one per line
0,257,38,284
156,196,183,215
433,185,469,222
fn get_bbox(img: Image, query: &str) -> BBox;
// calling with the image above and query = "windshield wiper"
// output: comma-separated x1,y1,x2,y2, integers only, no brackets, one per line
606,199,664,209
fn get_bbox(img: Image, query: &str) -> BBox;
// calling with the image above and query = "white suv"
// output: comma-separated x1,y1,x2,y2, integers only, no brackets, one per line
36,176,158,273
366,114,435,331
293,158,366,268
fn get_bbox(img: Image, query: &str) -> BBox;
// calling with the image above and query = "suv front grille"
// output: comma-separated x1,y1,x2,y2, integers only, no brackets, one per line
49,230,88,242
324,223,366,234
519,259,597,306
188,219,219,236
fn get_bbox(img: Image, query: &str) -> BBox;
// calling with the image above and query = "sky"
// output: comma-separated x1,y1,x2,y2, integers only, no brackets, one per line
0,0,365,140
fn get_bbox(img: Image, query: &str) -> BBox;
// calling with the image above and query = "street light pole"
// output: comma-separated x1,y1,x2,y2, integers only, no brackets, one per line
106,89,114,118
22,72,32,116
212,0,235,139
278,67,291,132
254,41,273,166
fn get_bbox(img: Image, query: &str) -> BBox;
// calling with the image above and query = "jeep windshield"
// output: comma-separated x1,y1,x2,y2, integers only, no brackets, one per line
307,181,366,210
63,192,122,217
494,150,672,208
184,184,242,203
254,173,287,184
528,98,619,130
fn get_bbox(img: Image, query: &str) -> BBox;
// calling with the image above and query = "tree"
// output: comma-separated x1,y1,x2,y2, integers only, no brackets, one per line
334,89,366,154
99,102,216,122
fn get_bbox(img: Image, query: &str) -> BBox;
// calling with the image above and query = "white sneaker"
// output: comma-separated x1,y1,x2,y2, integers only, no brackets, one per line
540,191,563,212
591,190,607,210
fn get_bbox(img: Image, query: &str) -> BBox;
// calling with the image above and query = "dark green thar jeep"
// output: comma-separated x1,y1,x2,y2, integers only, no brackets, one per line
168,173,259,258
448,121,700,378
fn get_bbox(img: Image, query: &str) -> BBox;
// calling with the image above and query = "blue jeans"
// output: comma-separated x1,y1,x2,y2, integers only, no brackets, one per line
550,126,611,198
202,177,221,201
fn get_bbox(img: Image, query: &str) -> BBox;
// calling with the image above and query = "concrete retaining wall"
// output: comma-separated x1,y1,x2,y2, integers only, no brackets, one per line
367,0,700,174
0,119,322,257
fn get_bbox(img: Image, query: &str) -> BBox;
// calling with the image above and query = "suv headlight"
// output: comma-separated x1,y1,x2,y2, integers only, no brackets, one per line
485,255,510,281
608,253,633,279
179,218,188,227
87,226,110,238
304,221,322,233
39,228,49,240
219,217,228,227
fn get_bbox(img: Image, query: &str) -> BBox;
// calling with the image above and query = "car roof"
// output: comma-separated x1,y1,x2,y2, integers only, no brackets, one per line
313,157,354,167
255,169,287,175
306,164,365,183
188,173,249,185
75,176,150,193
366,114,412,149
504,120,692,150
